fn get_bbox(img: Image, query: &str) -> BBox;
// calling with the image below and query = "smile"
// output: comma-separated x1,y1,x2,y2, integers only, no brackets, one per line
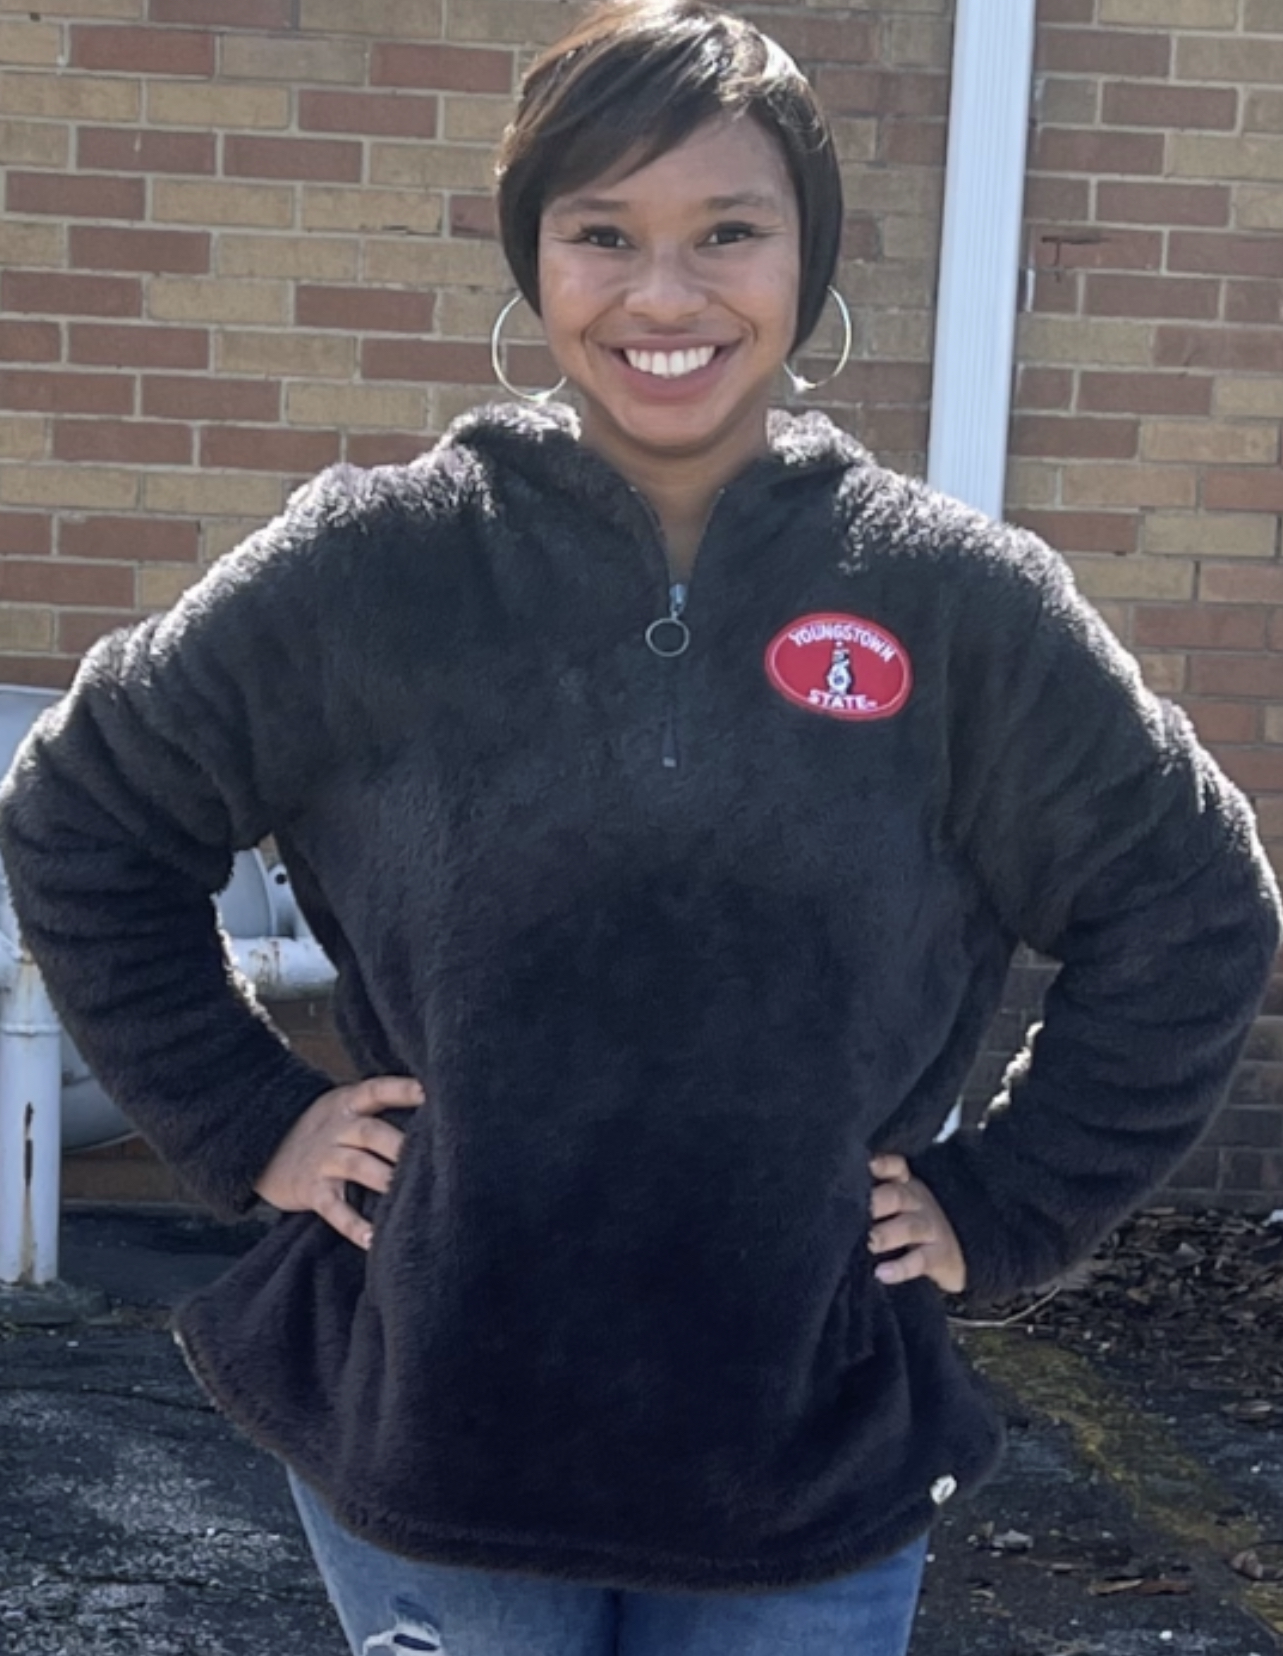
621,346,719,378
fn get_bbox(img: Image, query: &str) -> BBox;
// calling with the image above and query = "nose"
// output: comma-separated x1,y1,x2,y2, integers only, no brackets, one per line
622,247,707,323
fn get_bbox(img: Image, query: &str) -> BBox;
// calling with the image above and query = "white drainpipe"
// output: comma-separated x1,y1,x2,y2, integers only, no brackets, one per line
927,0,1039,521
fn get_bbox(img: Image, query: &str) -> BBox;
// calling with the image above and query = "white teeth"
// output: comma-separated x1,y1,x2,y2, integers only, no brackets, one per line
623,346,716,378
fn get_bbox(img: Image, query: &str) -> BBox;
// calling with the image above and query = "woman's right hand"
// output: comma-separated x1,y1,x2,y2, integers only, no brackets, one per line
252,1075,426,1250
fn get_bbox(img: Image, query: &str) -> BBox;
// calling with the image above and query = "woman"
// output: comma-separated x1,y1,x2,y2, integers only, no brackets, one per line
1,4,1277,1653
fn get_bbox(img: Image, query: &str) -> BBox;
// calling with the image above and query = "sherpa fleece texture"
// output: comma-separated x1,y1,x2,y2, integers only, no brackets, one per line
1,404,1278,1591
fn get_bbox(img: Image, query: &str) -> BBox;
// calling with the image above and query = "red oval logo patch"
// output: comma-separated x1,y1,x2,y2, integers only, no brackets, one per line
765,612,912,721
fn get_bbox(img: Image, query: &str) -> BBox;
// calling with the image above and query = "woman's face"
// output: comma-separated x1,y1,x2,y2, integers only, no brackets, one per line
537,115,801,482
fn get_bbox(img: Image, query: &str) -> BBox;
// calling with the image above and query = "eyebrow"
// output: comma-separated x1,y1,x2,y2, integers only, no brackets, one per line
547,190,785,217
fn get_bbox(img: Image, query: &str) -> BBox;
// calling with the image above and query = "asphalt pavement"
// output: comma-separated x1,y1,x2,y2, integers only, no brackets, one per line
1,1207,1279,1656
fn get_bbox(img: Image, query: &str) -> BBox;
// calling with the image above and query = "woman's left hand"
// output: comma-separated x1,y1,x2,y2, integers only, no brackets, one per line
867,1154,967,1293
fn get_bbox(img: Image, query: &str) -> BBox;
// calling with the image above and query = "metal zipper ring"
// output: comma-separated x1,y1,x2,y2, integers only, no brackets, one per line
645,616,691,658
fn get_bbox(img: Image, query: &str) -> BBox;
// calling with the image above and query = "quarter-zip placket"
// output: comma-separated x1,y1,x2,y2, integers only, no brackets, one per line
638,489,725,772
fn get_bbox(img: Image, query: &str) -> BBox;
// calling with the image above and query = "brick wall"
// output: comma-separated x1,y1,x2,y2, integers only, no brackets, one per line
0,0,1279,1207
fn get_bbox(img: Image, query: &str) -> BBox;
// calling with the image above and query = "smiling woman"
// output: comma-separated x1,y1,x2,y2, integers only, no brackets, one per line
0,3,1278,1655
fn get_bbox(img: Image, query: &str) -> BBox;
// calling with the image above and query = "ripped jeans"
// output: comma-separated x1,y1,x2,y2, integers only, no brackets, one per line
287,1468,928,1656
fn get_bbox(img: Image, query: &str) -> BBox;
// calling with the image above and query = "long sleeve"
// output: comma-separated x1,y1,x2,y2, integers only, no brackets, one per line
910,525,1281,1301
0,486,350,1218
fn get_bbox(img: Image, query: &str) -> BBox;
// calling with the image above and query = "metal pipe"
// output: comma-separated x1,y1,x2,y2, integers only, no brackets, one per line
231,935,337,1000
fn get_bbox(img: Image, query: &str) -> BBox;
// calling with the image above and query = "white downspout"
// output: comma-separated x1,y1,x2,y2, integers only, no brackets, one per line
927,0,1039,521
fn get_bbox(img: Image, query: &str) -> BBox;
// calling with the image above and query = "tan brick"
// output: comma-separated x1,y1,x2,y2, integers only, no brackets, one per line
832,118,878,164
0,22,63,67
219,34,366,83
148,81,290,129
1062,463,1197,509
299,0,441,36
153,179,294,229
1214,377,1283,419
216,328,355,378
882,14,951,66
0,72,140,122
216,233,358,281
446,0,569,43
302,186,442,235
200,516,262,561
0,465,137,509
435,287,514,339
0,603,54,652
865,310,932,359
838,166,943,217
149,277,287,325
442,94,512,146
368,140,494,191
0,416,48,460
1140,422,1279,465
1170,135,1283,183
144,471,283,516
429,383,493,430
1236,186,1283,232
0,220,63,268
362,236,504,287
1017,315,1153,366
1135,651,1187,694
1245,91,1283,135
1245,0,1283,27
287,383,427,429
1071,555,1194,602
879,215,938,261
1144,511,1279,558
137,562,202,609
1176,36,1283,84
1005,459,1060,509
1035,77,1098,127
1100,0,1237,23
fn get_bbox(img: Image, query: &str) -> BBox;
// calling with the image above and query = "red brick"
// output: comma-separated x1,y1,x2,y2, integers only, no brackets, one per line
1033,227,1162,271
223,135,362,184
69,323,208,370
1218,750,1283,797
1134,605,1267,651
70,24,214,76
815,69,947,118
60,515,200,562
1201,565,1283,605
346,433,429,467
1,370,132,415
77,128,215,177
1085,273,1219,320
1010,415,1139,460
371,43,513,93
1036,29,1170,78
1270,611,1283,653
149,0,292,26
199,426,340,472
6,172,146,222
1187,700,1262,746
141,375,278,421
0,322,60,364
361,339,492,383
883,119,947,167
3,272,142,321
0,558,134,607
449,194,497,239
857,408,929,455
1156,327,1283,373
841,216,880,261
745,12,876,63
1226,282,1283,326
1037,0,1093,20
0,657,74,689
1189,655,1283,699
1204,472,1283,514
1014,367,1074,410
1078,371,1212,416
1024,176,1092,221
295,286,436,333
1012,510,1139,555
1096,181,1230,228
70,226,210,275
1030,269,1081,314
299,90,439,139
830,360,932,405
0,513,52,556
58,609,146,656
1169,232,1283,280
53,419,192,465
1034,128,1165,175
1102,82,1237,132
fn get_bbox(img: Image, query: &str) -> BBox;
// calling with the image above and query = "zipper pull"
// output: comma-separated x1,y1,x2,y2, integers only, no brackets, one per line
645,583,691,658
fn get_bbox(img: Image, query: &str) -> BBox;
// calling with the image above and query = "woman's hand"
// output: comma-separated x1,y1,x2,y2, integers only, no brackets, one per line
867,1153,967,1294
253,1075,426,1250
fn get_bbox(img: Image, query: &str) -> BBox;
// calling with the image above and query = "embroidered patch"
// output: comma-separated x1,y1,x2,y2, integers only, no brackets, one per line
764,612,912,721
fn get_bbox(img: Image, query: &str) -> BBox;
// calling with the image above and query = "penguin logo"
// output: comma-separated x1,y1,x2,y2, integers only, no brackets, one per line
825,643,853,697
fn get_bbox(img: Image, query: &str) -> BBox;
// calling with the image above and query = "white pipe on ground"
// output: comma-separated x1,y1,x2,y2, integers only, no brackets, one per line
0,935,63,1287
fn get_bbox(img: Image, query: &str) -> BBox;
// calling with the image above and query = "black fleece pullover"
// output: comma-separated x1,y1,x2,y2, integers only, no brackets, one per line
1,405,1278,1590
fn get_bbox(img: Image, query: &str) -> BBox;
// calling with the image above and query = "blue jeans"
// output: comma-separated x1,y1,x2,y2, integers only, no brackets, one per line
288,1467,928,1656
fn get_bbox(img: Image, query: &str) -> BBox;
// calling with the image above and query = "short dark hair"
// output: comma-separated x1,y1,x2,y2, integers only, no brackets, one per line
495,0,843,352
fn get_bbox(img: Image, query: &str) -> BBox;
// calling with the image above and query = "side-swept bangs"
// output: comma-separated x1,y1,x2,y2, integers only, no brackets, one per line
495,0,842,351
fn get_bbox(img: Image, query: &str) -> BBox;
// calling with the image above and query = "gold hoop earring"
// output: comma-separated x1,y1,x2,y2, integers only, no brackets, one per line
784,286,854,395
490,294,567,405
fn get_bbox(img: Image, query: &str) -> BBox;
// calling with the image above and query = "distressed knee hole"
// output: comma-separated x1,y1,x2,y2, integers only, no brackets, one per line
359,1617,443,1654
